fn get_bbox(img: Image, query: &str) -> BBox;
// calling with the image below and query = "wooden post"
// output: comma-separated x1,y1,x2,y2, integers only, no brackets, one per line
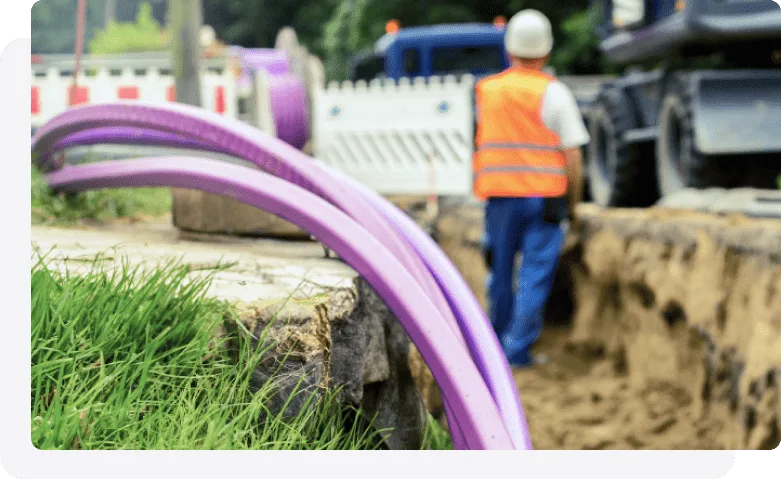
168,0,202,229
70,0,87,106
169,20,310,239
104,0,116,27
168,0,203,107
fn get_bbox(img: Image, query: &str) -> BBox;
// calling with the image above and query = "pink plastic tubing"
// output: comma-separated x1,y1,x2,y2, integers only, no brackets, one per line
51,125,531,449
31,102,531,448
31,102,471,448
45,156,514,450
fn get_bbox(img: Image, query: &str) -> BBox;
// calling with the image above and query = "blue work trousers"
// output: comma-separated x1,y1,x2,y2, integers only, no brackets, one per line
483,197,564,367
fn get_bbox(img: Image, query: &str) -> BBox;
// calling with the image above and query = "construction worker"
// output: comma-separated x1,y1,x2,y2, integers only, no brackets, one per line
474,9,589,367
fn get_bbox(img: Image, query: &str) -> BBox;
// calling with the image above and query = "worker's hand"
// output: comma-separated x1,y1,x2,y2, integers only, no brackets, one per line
482,246,493,269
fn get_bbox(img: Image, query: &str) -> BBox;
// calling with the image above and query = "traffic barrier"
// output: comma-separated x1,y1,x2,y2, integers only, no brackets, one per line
31,57,238,129
311,75,476,196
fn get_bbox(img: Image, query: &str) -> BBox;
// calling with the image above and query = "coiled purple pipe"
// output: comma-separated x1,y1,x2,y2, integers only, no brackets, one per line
50,123,531,448
45,156,514,450
268,74,309,150
238,48,290,76
230,47,308,150
56,126,226,155
231,47,290,91
31,102,473,447
31,102,530,448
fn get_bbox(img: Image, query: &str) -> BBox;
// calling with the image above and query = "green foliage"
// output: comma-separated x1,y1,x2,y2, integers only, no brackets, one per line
31,165,172,225
550,7,611,75
200,0,595,81
32,0,106,54
88,2,168,55
421,415,454,450
34,0,602,74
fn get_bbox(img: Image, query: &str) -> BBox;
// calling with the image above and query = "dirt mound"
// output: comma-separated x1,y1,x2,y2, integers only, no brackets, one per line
519,328,726,450
433,200,781,450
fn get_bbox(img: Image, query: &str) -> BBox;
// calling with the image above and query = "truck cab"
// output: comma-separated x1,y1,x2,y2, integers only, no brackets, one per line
349,21,510,82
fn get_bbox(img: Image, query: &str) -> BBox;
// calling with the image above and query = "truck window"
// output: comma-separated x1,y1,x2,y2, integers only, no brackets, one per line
431,45,504,75
352,55,385,82
403,48,420,76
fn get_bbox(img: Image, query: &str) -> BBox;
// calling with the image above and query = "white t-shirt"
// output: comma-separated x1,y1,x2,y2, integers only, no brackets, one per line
540,80,591,149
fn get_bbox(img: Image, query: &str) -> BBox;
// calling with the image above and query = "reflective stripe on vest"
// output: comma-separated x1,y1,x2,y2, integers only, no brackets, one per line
472,67,567,200
476,142,562,152
477,165,566,175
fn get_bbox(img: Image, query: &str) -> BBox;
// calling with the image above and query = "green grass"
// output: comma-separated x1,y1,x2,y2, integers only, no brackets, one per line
31,255,452,450
421,416,454,450
31,166,172,226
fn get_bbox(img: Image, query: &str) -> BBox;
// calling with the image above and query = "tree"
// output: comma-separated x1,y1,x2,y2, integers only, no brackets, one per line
32,0,105,54
550,6,614,75
88,2,168,55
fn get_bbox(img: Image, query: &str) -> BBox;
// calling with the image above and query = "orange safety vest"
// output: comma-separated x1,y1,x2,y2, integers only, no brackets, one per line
473,67,567,200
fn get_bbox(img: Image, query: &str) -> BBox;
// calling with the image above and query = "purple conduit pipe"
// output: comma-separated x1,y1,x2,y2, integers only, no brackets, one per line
231,47,290,91
31,104,531,449
46,156,514,450
55,127,227,155
229,47,308,150
30,103,462,344
318,165,532,449
31,103,472,447
267,74,309,150
46,124,473,448
232,47,290,76
52,125,531,448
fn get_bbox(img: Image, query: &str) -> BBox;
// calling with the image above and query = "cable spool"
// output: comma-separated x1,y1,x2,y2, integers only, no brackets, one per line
267,73,309,151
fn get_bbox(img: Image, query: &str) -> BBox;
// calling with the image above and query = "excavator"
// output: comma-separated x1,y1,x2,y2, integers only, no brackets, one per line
587,0,781,206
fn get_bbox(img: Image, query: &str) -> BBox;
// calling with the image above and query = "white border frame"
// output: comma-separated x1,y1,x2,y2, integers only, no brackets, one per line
1,1,777,478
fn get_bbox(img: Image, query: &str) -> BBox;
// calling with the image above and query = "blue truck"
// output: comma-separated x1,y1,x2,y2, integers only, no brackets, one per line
348,21,510,82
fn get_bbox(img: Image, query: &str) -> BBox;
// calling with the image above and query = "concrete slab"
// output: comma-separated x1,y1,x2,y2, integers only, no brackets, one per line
31,219,356,305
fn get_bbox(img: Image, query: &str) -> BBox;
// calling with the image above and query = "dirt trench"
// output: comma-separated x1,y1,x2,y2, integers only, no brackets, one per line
430,201,781,450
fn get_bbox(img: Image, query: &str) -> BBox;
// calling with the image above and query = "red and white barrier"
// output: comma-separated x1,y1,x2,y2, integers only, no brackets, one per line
31,53,238,130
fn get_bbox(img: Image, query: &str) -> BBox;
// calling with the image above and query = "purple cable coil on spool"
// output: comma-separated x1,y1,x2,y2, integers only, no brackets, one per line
232,46,290,92
268,73,309,151
241,48,290,76
230,47,308,150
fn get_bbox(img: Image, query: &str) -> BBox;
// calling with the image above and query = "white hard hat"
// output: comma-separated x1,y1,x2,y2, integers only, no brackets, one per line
504,9,553,59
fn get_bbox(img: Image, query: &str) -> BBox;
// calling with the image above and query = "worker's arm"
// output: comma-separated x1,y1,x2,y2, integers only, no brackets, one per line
540,81,590,224
563,147,584,224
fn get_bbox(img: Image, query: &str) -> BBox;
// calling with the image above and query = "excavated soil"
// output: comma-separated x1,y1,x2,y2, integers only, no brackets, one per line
432,200,781,450
517,327,728,450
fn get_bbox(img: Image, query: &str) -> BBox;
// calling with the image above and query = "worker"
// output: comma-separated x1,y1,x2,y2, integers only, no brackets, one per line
474,9,589,368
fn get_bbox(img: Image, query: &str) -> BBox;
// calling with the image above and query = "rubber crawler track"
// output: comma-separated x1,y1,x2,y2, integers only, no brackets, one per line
31,102,531,449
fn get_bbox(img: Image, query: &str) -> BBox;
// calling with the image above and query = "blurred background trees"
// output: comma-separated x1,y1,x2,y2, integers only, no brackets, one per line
32,0,606,77
88,2,168,54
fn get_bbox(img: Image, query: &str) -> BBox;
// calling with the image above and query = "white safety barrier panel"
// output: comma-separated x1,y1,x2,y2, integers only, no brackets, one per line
312,75,476,197
31,52,239,130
